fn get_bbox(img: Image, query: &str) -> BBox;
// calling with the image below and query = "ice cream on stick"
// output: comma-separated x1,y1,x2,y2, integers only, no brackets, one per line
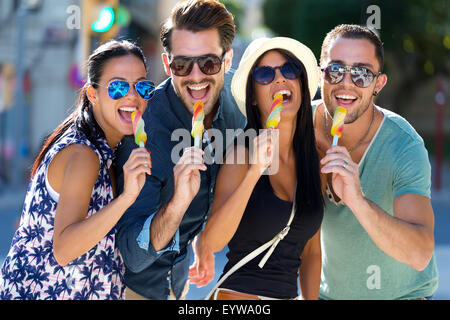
131,110,147,148
330,106,347,146
131,109,151,172
191,101,205,147
266,93,283,129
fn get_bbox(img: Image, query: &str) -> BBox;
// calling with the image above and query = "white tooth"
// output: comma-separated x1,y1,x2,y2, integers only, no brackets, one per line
336,95,356,100
119,107,137,112
188,84,208,91
274,90,291,98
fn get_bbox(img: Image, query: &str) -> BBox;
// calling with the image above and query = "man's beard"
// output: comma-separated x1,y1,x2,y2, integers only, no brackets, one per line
322,86,372,124
344,98,372,124
174,75,224,116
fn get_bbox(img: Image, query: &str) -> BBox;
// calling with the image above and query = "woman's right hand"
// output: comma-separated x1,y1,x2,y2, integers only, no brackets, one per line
121,147,152,203
249,129,276,176
189,234,215,288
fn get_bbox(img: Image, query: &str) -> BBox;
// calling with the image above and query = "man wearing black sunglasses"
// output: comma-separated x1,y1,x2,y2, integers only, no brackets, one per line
315,24,437,300
114,0,246,300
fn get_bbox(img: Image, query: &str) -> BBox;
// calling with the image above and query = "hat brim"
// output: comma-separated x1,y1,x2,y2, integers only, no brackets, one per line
231,37,319,117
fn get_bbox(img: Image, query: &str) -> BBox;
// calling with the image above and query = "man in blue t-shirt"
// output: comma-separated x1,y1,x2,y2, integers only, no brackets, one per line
114,0,246,300
315,24,438,299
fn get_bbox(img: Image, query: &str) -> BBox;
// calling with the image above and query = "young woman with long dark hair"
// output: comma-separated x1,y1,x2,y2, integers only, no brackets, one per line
189,37,324,300
0,40,154,300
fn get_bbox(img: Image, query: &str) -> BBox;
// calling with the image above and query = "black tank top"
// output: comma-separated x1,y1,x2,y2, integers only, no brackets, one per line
220,174,323,299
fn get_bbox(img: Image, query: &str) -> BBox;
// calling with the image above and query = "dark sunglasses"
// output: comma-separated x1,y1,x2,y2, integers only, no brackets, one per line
322,64,381,88
95,80,155,100
253,62,300,85
169,53,225,76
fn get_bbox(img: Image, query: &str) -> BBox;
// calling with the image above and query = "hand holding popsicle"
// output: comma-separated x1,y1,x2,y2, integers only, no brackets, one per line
321,106,364,206
249,94,282,175
331,106,347,146
121,147,152,203
191,101,205,147
131,110,151,172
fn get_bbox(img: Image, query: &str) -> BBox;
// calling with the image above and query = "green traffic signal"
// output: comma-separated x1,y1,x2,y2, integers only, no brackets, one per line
91,6,115,33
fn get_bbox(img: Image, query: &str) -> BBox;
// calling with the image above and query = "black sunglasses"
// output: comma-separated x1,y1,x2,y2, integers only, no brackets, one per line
253,62,300,85
169,53,225,77
322,64,381,88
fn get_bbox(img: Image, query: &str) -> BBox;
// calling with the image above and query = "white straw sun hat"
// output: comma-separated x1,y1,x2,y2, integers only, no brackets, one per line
231,37,319,117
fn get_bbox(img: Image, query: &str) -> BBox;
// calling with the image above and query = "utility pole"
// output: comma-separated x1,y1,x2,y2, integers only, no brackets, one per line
434,76,446,191
11,4,27,188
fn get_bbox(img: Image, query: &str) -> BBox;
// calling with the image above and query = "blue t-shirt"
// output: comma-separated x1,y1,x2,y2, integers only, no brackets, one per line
313,102,438,300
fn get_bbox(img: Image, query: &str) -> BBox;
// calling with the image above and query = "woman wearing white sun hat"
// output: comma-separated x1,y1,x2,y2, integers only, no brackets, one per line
189,37,325,300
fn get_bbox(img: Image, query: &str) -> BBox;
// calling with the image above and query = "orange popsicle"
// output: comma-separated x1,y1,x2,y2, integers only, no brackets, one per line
266,93,283,129
331,106,347,146
191,101,205,147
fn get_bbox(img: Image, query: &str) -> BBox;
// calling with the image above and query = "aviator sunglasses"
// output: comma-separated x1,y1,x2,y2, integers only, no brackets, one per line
169,53,225,76
253,62,300,85
94,80,155,100
322,64,381,88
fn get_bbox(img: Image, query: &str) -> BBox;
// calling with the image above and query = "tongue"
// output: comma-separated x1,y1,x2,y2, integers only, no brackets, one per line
336,98,356,106
119,110,133,123
190,87,208,100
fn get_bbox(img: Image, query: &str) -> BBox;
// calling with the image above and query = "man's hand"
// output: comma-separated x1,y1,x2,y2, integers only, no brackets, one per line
172,147,207,210
150,147,206,252
189,234,215,288
320,145,364,206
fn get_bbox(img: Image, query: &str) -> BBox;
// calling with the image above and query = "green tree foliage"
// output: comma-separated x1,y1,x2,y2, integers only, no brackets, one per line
220,0,245,32
263,0,363,61
263,0,449,112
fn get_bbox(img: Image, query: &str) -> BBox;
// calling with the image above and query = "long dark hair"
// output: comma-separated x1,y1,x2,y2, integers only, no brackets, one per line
30,40,147,177
245,49,324,217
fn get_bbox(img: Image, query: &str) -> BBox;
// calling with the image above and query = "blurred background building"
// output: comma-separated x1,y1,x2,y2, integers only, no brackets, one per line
0,0,449,299
0,0,448,192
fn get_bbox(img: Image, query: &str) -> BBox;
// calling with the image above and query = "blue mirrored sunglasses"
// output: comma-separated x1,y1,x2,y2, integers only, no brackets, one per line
106,80,155,100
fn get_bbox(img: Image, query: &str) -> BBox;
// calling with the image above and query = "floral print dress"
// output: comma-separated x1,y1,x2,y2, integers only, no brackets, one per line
0,126,125,299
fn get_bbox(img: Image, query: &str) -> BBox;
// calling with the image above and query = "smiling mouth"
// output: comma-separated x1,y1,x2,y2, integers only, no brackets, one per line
118,106,137,123
187,83,210,100
335,94,357,106
273,89,292,104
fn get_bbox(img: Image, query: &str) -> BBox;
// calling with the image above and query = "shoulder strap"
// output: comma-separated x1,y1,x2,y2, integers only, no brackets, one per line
205,186,297,300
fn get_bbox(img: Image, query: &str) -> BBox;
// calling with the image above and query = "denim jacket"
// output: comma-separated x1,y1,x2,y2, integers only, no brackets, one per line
115,70,246,299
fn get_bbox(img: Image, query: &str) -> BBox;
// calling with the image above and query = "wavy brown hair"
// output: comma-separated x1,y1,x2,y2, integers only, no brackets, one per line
160,0,235,56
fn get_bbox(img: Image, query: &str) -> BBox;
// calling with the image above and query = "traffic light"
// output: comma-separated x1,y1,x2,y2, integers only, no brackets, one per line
80,0,131,76
91,5,115,33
